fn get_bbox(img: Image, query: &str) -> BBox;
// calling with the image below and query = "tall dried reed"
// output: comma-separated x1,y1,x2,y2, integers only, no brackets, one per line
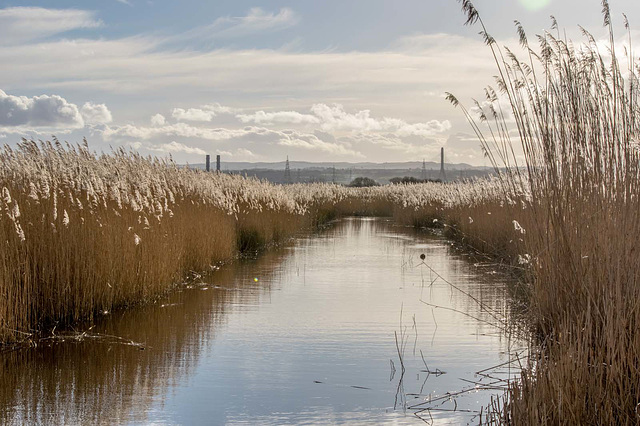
452,0,640,423
0,140,336,341
0,140,506,342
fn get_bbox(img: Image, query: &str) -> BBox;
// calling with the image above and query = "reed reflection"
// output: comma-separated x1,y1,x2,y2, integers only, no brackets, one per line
0,246,291,425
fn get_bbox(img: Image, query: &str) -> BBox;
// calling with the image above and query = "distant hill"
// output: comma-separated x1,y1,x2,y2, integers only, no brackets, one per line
188,160,488,171
185,160,494,185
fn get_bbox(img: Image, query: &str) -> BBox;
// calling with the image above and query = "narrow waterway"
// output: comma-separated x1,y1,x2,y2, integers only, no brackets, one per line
0,217,524,425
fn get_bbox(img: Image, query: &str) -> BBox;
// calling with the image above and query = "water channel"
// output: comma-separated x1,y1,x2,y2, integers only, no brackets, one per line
0,217,525,425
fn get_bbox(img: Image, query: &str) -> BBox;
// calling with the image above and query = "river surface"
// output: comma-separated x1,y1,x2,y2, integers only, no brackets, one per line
0,217,525,425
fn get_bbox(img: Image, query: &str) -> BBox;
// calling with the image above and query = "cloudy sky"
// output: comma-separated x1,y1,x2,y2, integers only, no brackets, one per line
0,0,637,165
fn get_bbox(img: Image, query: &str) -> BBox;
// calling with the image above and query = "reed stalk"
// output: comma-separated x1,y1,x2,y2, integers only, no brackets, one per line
451,1,640,423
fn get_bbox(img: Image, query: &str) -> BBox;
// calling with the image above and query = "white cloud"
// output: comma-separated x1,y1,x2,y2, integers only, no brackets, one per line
173,7,299,43
213,7,298,38
172,107,216,122
0,126,73,137
235,148,256,158
215,148,258,160
277,129,363,157
100,121,363,158
148,141,207,155
392,119,452,137
469,96,516,123
237,110,320,125
0,7,102,45
0,89,84,128
445,133,487,161
81,102,113,124
102,122,250,140
172,104,238,122
342,132,441,155
310,104,383,132
99,101,453,162
0,33,495,112
204,103,239,114
394,33,481,52
278,136,362,157
236,104,450,137
150,113,166,126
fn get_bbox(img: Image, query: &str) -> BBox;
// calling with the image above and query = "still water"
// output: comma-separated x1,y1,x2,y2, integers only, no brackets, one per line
0,218,524,425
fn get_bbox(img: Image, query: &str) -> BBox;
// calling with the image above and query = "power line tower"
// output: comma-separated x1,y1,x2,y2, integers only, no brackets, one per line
284,156,292,184
439,147,446,182
421,158,427,180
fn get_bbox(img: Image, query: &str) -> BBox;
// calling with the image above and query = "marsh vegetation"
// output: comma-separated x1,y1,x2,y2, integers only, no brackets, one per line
449,0,640,423
1,0,639,424
0,140,515,343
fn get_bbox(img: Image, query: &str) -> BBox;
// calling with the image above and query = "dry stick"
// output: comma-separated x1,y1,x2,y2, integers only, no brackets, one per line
418,350,433,395
422,407,479,414
419,299,506,332
2,327,33,336
39,331,146,348
419,350,445,376
475,352,525,375
459,378,510,390
414,407,434,425
412,412,431,425
418,374,430,396
429,307,438,346
420,349,429,371
394,330,407,411
429,276,437,288
412,314,418,357
417,260,506,326
410,388,477,409
409,374,518,410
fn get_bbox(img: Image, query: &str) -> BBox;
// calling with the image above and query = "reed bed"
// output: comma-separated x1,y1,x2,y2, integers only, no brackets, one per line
4,4,637,422
0,140,322,341
1,140,514,343
451,0,640,423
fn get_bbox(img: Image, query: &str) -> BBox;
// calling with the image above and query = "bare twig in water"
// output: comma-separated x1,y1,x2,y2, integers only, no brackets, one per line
419,349,446,376
39,331,146,350
394,329,407,411
419,299,505,331
430,308,438,346
412,314,418,356
416,260,506,326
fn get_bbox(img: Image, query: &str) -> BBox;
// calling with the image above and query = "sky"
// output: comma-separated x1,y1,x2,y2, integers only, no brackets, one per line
0,0,637,165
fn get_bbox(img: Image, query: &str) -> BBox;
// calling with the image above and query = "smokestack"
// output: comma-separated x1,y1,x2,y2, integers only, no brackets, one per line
205,154,210,172
216,154,221,172
439,147,446,182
